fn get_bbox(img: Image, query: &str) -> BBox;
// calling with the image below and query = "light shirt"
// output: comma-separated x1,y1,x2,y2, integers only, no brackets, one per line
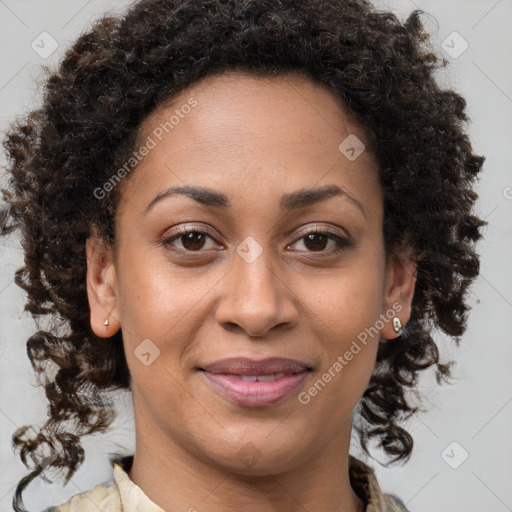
44,455,409,512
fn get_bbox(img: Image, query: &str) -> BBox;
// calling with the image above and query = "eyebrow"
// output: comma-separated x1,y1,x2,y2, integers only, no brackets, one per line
144,184,366,217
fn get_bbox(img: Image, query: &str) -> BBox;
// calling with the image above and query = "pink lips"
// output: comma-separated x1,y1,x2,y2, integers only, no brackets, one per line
199,357,312,407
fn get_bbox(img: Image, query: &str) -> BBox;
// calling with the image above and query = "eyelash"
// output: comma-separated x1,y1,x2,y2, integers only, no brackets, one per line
161,226,352,256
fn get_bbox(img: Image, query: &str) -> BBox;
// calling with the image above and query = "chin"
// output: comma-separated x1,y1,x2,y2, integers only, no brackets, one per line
197,434,309,476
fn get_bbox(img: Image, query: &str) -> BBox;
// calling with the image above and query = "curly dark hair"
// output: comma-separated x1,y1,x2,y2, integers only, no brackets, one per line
1,0,485,509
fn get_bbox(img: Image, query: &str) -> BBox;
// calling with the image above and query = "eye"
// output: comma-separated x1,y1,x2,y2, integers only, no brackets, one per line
162,227,221,252
288,229,351,253
161,226,351,255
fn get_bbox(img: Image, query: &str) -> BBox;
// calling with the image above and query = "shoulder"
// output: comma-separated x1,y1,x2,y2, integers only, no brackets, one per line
349,455,410,512
42,479,120,512
381,493,410,512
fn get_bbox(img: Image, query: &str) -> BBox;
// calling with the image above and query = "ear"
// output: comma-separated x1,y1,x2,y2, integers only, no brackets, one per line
86,232,120,338
380,246,417,340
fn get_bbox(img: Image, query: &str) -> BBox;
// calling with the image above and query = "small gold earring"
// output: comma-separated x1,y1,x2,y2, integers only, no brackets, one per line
392,316,402,334
104,318,109,327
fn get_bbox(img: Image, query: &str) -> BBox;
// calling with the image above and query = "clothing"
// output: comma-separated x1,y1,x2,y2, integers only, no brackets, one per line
44,455,409,512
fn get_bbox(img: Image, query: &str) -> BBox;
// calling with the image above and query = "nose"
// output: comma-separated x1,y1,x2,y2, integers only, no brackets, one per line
214,243,299,338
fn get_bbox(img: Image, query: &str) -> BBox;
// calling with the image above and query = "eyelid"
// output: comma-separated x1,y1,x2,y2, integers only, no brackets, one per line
162,223,351,255
166,224,219,239
286,226,351,252
162,224,222,251
290,224,351,244
292,224,346,237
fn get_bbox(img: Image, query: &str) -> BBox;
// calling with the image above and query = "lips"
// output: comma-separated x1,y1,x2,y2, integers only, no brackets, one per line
200,356,312,376
199,357,313,407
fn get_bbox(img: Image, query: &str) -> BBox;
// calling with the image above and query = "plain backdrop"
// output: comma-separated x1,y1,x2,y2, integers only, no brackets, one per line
0,1,511,511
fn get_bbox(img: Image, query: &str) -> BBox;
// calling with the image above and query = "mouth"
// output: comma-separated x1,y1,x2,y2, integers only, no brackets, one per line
198,357,313,407
219,372,299,381
199,356,313,375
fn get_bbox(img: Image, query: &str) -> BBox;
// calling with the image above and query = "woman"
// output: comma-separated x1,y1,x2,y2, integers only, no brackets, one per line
1,0,485,511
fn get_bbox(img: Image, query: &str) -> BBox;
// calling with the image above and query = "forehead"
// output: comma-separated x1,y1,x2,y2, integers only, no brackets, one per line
120,71,380,217
140,71,367,150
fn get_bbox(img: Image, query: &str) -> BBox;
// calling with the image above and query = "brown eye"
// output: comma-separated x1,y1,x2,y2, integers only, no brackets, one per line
180,232,207,250
304,233,329,251
163,229,219,252
289,229,350,253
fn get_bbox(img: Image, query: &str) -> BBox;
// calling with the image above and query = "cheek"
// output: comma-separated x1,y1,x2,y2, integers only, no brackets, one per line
114,244,223,381
305,252,386,340
296,255,385,414
116,241,203,336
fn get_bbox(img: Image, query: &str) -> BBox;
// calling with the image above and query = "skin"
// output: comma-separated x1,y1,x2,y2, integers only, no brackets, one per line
86,71,416,512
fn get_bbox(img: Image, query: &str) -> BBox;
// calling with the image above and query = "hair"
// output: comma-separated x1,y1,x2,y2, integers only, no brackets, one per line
1,0,485,510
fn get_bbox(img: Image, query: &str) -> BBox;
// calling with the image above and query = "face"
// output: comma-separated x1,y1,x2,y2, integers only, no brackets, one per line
87,71,415,475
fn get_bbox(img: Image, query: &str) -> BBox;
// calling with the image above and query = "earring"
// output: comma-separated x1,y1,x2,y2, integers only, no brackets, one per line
392,316,402,334
104,318,109,327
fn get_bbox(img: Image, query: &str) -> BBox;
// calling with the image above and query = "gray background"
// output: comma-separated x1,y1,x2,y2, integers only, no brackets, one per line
1,1,511,511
